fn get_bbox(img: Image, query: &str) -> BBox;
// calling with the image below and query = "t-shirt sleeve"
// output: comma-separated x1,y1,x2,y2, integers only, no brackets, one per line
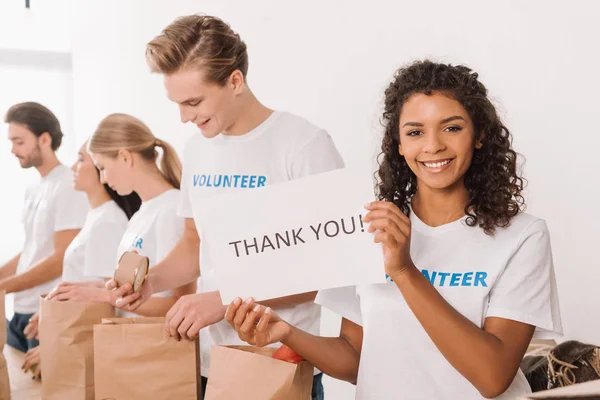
315,286,363,326
178,150,194,219
291,129,345,179
485,219,563,337
84,220,126,279
53,184,88,231
155,208,185,264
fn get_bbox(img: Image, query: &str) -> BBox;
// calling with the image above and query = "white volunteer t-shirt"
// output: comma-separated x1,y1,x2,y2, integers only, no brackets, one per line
14,164,88,314
116,189,184,318
62,200,129,282
179,111,345,376
316,211,563,400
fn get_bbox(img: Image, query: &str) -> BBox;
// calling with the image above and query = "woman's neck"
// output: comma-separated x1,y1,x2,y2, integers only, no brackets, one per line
411,180,470,227
86,185,112,210
132,166,174,202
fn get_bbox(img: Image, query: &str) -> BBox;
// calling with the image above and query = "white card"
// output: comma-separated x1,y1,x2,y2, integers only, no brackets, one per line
195,165,386,304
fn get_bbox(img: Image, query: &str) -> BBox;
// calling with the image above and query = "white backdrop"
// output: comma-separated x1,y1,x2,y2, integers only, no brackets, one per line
0,0,73,319
2,1,599,398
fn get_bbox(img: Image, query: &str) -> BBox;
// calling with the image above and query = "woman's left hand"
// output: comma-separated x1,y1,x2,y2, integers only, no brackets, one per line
363,201,416,279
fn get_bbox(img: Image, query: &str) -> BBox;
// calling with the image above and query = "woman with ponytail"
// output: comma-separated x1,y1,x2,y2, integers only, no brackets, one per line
48,113,196,318
22,141,142,377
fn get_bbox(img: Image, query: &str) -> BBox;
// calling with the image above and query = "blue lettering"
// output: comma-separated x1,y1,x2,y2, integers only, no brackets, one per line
450,273,461,286
474,272,488,287
461,272,473,286
135,238,143,249
192,174,267,189
421,269,437,285
438,272,450,286
416,269,486,287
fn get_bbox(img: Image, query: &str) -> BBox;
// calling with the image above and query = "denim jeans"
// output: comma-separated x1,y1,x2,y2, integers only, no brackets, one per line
6,312,39,352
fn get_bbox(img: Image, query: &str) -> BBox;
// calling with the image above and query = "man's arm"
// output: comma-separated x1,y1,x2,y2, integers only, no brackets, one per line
111,218,200,308
148,218,200,292
0,230,79,293
0,253,20,281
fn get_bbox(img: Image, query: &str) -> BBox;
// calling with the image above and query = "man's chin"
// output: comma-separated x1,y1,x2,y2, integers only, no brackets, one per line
199,129,220,139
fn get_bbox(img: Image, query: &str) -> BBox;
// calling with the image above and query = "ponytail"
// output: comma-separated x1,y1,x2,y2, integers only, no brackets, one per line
89,113,183,191
155,139,181,189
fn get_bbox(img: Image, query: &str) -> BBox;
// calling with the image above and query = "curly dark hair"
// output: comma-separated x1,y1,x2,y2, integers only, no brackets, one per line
377,60,525,235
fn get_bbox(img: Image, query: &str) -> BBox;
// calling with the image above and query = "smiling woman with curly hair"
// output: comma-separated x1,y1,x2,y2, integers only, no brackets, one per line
225,60,562,400
378,60,525,234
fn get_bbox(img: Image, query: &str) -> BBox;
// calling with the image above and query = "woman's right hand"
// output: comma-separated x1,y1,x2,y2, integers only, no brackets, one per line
23,313,39,341
22,347,41,380
225,298,291,347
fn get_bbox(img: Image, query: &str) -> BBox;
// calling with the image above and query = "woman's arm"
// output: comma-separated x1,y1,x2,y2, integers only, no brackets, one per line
226,298,363,384
364,201,535,398
393,267,534,397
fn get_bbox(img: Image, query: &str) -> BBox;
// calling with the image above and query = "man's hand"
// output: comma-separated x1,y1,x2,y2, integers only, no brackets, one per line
107,278,149,311
166,291,227,341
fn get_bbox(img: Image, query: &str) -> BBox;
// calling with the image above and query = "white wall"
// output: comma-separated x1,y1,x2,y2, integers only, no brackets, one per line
73,0,600,398
0,0,71,53
0,0,73,318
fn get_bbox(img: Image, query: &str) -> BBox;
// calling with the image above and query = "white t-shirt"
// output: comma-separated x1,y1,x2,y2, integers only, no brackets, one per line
14,164,88,314
62,200,129,282
316,211,563,400
116,189,184,318
179,111,345,376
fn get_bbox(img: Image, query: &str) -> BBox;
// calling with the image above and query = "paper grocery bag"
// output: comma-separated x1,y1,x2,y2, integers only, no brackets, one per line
39,296,114,400
94,317,201,400
205,345,314,400
0,291,10,400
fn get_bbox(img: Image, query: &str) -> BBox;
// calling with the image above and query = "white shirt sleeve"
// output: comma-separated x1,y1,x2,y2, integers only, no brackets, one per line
315,286,363,326
291,129,345,179
155,208,185,264
485,219,563,337
53,183,88,231
84,220,126,279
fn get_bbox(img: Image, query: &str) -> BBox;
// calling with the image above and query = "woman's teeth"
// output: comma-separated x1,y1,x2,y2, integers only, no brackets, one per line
423,159,451,168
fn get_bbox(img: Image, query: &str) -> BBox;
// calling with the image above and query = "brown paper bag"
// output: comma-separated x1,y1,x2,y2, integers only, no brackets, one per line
39,296,114,399
94,317,201,400
0,291,10,400
205,345,314,400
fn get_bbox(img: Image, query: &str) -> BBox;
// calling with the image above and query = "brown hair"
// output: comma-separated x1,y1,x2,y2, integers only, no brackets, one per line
4,102,63,150
88,113,182,189
146,14,248,85
377,60,524,235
